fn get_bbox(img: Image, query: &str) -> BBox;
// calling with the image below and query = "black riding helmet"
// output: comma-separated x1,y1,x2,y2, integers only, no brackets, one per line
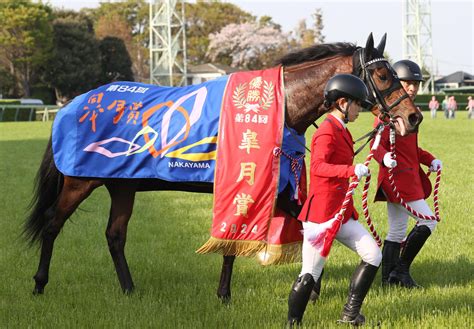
392,60,423,82
324,74,372,109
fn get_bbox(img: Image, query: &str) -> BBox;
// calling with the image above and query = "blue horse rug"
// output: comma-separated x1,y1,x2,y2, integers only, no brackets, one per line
52,75,305,197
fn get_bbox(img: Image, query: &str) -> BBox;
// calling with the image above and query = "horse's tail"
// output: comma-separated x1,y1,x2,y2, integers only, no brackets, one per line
24,136,63,247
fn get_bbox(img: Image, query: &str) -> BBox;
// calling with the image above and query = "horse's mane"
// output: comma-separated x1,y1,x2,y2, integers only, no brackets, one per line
276,42,358,66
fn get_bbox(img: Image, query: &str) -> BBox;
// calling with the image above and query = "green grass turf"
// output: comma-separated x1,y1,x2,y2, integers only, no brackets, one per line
0,113,472,328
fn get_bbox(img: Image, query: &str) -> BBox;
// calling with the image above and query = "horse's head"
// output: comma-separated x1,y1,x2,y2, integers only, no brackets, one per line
354,33,422,135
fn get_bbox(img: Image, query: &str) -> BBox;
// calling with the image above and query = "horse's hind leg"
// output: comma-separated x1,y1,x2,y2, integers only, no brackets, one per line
33,177,101,294
217,255,235,303
105,181,137,294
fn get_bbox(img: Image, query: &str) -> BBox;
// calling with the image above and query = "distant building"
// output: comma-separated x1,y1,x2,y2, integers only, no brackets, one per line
187,63,240,85
434,71,474,93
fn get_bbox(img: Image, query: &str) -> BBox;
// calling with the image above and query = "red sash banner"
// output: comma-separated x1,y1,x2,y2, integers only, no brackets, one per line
197,67,286,257
258,162,306,265
257,210,303,265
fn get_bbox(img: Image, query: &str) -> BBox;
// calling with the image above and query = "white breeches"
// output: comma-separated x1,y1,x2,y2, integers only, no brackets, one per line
300,219,382,281
386,199,437,243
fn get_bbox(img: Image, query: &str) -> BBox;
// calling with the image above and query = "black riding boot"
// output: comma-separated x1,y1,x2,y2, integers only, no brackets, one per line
309,269,324,302
388,225,431,288
288,273,315,327
381,240,401,286
338,261,379,326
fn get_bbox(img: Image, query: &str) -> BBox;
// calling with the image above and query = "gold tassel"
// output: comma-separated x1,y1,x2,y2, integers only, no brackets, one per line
196,237,266,257
256,242,302,266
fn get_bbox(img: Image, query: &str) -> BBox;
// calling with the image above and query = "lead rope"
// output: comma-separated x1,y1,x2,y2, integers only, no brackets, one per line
359,125,386,247
387,127,441,222
331,125,385,246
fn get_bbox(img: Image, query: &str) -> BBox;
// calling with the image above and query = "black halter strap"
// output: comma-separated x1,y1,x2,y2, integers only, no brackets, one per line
349,48,410,155
354,48,410,116
304,48,410,154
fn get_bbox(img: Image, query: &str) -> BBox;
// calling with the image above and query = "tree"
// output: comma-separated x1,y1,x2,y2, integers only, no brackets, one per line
312,9,325,44
182,1,255,65
207,23,288,70
87,0,149,82
259,15,282,31
0,1,53,97
292,8,325,48
95,12,133,45
44,12,101,103
295,19,315,48
99,36,134,84
0,67,15,98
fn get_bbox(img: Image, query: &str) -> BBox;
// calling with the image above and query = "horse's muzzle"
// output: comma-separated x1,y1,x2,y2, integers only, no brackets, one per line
408,111,423,129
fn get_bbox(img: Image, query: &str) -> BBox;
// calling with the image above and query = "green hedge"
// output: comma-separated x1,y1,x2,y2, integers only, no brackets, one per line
0,106,37,121
415,93,473,110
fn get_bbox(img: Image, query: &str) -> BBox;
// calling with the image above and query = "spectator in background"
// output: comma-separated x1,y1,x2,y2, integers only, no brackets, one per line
448,96,457,119
428,96,439,119
441,95,449,119
466,96,474,119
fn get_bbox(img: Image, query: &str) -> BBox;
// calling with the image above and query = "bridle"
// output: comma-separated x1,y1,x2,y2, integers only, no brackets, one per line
285,46,412,153
353,47,410,122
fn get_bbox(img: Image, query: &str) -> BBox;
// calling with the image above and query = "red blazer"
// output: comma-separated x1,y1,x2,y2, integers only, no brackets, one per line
298,115,358,224
372,118,435,202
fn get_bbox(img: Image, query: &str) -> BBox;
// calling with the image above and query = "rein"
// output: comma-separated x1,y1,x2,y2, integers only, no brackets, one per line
353,121,384,156
387,126,441,222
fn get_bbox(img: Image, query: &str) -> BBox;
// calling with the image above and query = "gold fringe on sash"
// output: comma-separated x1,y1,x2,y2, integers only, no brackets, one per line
257,241,302,266
196,237,266,257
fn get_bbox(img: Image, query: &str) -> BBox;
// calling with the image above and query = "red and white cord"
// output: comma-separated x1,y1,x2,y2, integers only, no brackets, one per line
387,127,441,222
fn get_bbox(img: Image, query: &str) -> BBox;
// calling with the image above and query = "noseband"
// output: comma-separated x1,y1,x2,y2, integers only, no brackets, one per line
353,48,410,121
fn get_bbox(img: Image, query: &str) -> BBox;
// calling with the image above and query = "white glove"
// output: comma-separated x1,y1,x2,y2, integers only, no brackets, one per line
354,164,370,180
430,159,442,172
383,152,397,168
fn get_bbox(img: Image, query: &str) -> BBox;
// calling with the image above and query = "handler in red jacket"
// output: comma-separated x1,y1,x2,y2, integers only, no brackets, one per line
287,74,381,327
373,60,442,288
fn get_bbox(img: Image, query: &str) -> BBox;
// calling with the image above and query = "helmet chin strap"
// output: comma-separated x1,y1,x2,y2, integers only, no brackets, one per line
335,99,352,124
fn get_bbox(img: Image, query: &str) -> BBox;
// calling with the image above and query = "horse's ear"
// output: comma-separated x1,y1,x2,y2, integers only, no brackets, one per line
376,33,387,55
365,33,374,61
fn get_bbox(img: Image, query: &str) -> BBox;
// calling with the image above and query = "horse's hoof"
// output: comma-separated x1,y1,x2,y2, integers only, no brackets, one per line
123,287,134,295
33,286,44,295
217,294,231,305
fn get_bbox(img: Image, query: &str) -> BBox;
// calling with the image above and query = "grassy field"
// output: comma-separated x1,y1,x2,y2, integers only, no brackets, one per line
0,113,472,328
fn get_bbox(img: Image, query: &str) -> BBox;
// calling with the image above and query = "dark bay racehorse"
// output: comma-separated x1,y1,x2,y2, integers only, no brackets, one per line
24,33,422,299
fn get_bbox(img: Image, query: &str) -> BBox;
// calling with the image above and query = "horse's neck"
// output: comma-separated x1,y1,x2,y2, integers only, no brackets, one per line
284,56,353,134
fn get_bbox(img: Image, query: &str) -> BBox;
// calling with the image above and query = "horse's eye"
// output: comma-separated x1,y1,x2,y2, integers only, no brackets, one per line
378,75,387,81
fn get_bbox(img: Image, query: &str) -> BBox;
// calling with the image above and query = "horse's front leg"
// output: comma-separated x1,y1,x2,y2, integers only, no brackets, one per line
105,182,137,294
217,255,235,303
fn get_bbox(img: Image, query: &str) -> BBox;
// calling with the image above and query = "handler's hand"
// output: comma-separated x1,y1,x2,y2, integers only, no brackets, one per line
430,159,442,172
354,164,370,180
383,152,397,168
